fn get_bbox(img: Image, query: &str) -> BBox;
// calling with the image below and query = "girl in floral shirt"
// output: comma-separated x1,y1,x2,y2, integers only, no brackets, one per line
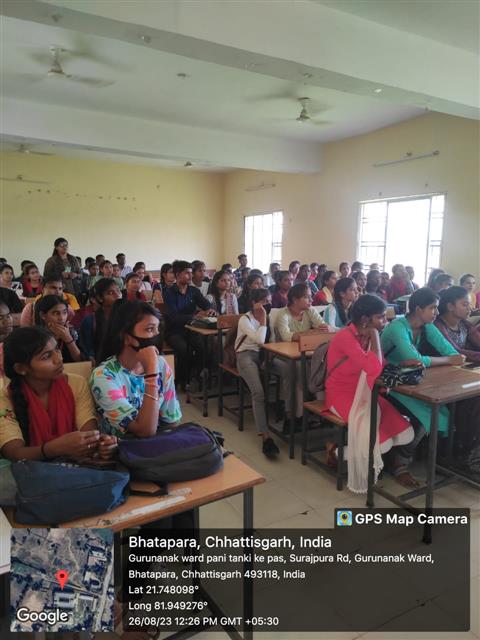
90,301,181,438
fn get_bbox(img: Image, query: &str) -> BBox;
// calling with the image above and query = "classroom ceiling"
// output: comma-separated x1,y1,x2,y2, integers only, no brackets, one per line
1,0,478,173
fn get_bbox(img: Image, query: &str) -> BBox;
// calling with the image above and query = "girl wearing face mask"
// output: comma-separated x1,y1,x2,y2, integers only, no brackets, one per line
206,270,239,315
35,295,84,363
235,288,279,458
90,301,181,438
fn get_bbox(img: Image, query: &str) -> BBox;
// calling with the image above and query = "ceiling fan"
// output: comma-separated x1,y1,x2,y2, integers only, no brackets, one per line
0,174,52,185
296,97,327,124
5,143,53,157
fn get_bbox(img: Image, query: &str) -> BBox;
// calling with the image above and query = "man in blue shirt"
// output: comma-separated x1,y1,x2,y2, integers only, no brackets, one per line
163,260,216,386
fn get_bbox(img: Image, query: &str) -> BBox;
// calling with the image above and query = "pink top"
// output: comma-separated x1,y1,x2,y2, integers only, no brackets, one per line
325,324,410,443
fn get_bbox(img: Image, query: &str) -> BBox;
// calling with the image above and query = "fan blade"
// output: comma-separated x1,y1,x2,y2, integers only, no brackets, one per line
0,177,51,184
71,76,114,88
29,151,54,156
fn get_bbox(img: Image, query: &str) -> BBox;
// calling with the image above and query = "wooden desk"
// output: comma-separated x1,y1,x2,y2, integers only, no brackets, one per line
367,366,480,543
262,334,333,459
185,324,222,417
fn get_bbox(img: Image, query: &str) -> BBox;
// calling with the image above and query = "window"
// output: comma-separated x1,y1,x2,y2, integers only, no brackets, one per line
244,211,283,273
357,194,445,283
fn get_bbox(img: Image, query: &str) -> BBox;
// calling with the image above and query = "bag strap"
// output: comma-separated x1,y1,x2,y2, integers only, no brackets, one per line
234,334,248,352
325,355,348,381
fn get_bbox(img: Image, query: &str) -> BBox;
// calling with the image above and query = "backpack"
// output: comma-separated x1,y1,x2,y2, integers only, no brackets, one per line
11,460,129,525
118,422,224,484
309,342,348,400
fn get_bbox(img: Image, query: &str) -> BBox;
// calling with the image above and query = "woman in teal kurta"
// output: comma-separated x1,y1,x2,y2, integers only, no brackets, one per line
381,288,465,435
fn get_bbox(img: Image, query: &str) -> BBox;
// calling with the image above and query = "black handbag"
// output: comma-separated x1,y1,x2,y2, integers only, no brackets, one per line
380,363,425,388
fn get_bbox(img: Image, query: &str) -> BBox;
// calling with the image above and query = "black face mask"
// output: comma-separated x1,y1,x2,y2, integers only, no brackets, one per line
129,334,161,352
263,303,272,314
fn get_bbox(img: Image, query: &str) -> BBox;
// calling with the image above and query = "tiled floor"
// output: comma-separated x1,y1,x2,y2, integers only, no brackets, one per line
179,392,480,640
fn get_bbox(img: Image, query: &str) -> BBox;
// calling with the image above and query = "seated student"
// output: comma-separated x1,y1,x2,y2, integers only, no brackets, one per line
79,278,123,363
124,273,147,302
112,263,123,283
313,270,338,305
91,301,181,438
96,260,124,290
459,273,478,310
14,260,34,283
351,270,367,295
314,263,328,290
365,270,387,300
35,295,84,363
82,256,96,275
264,262,281,288
0,327,115,462
116,252,132,279
288,260,300,281
0,286,24,327
324,295,414,482
21,264,43,298
96,254,105,267
295,264,319,295
82,261,100,299
133,262,152,292
381,287,465,480
152,263,174,306
432,272,454,294
405,266,419,290
351,261,364,274
191,260,210,297
20,277,77,327
386,264,414,302
369,262,380,272
237,273,264,314
271,270,293,308
0,302,14,377
380,271,390,293
206,270,239,315
43,237,82,298
435,286,480,362
0,264,16,291
426,267,444,289
309,263,319,283
233,253,248,286
324,277,358,331
339,261,351,278
163,260,215,386
238,266,251,290
236,288,279,458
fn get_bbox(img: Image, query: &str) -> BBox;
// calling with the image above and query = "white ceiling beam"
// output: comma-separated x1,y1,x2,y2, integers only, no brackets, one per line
0,98,323,173
2,0,477,119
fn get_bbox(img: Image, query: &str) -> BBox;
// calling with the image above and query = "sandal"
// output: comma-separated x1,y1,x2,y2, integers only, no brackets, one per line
394,471,422,488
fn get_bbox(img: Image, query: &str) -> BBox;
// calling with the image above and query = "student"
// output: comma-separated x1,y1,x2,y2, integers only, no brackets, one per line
84,261,100,293
163,260,215,386
35,295,84,363
386,264,413,302
133,263,152,292
116,253,132,278
435,286,480,362
236,288,279,458
233,254,248,286
43,238,82,296
264,263,281,288
97,260,124,290
79,278,123,363
313,270,338,305
124,273,147,302
405,266,419,290
91,301,181,437
237,273,264,314
21,277,78,327
0,264,15,290
323,277,358,331
82,257,96,275
365,270,387,300
288,260,300,280
352,271,367,295
351,261,364,274
0,287,24,327
271,271,293,308
112,263,123,281
432,272,454,294
309,263,319,282
324,295,414,481
339,262,351,278
275,283,328,423
0,327,115,461
0,302,13,377
426,267,444,289
381,288,465,479
160,263,176,291
191,261,210,297
369,262,380,272
296,264,319,295
207,270,239,315
21,264,43,298
459,273,478,309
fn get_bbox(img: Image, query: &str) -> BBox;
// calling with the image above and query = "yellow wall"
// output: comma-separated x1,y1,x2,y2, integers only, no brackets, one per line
0,153,224,273
224,113,480,280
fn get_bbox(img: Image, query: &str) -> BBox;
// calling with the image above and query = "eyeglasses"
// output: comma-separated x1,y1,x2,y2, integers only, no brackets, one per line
57,243,68,248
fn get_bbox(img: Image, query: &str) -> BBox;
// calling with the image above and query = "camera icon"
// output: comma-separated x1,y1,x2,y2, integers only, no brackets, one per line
337,510,353,526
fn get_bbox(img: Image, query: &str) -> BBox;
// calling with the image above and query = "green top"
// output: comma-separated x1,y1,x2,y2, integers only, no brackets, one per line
381,316,458,367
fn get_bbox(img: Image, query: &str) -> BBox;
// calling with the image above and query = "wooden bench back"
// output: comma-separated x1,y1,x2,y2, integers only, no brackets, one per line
298,331,333,353
217,314,241,330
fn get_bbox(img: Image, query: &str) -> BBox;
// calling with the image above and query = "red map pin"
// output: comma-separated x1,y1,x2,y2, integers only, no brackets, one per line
55,569,69,590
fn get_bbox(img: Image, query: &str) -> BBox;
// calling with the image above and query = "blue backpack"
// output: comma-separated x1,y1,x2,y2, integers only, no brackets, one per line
11,460,130,525
118,422,224,483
